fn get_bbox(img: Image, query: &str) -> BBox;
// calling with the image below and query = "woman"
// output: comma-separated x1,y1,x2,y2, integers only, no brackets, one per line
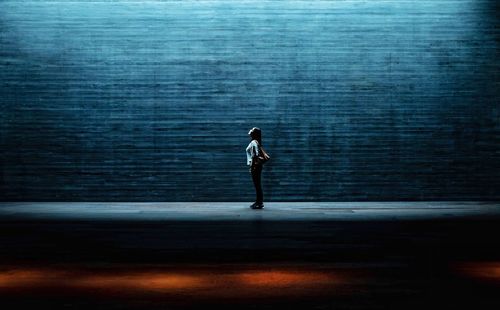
246,127,265,209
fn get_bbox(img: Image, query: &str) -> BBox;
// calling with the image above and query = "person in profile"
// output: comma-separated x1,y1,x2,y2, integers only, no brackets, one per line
246,127,270,209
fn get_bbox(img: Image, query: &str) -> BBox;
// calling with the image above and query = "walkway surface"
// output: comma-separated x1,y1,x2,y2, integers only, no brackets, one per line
1,201,500,310
1,201,499,221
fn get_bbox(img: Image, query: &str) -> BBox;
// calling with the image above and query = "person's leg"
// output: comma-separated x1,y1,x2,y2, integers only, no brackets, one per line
251,165,263,204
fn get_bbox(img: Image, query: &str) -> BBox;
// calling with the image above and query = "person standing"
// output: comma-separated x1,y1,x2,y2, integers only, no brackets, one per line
246,127,269,209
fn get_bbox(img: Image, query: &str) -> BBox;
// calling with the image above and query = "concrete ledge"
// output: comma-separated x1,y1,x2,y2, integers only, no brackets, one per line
1,201,499,221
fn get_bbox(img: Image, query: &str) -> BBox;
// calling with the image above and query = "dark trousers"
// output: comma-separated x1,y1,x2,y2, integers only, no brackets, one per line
250,164,263,204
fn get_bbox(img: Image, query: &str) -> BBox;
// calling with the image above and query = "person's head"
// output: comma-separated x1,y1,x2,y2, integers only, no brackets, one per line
248,127,262,145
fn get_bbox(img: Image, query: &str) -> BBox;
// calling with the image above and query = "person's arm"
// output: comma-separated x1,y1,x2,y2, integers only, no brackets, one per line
253,141,261,157
251,141,261,166
246,142,254,166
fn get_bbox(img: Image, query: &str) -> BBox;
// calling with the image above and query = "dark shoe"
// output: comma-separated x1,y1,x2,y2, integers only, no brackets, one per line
250,202,259,209
255,203,264,209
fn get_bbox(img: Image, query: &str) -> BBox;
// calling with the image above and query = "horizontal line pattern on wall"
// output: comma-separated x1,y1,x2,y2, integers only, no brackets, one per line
0,0,499,201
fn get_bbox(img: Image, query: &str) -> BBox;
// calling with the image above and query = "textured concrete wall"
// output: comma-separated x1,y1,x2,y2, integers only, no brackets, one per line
1,0,499,201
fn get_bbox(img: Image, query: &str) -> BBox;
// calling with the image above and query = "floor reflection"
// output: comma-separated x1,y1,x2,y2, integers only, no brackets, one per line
454,262,500,283
0,265,344,298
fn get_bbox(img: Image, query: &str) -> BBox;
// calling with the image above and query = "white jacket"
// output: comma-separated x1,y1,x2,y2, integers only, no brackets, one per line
245,139,260,166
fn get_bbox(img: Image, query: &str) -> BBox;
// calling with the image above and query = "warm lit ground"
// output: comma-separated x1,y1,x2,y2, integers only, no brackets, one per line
1,202,499,309
0,264,345,297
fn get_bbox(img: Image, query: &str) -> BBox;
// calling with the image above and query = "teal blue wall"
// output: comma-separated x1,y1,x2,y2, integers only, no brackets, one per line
1,1,498,201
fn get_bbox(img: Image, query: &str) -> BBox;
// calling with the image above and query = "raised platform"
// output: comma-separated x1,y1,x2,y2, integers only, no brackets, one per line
1,201,499,221
1,201,500,309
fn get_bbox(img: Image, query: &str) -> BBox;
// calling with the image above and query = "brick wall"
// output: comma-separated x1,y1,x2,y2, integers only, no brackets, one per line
1,0,499,201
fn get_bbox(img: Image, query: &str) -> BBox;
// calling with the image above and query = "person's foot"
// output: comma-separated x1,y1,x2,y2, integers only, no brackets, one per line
250,202,264,209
